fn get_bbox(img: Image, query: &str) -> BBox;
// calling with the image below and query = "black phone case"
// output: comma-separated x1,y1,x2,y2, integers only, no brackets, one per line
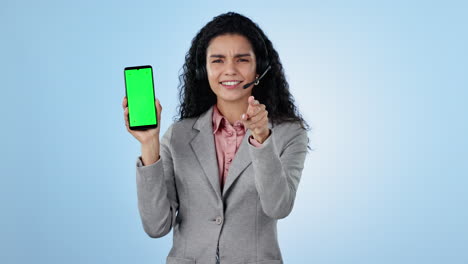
124,65,158,130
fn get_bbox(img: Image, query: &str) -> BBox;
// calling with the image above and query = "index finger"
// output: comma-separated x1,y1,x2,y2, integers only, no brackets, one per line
249,104,265,118
247,104,259,117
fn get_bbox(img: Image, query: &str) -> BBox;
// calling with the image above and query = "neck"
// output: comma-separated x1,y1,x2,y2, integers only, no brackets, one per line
216,98,249,125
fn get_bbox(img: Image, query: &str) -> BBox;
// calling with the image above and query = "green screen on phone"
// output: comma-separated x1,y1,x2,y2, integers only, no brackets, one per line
124,66,158,128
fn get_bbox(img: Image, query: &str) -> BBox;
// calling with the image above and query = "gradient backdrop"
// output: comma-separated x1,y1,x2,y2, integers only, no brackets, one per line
1,0,467,263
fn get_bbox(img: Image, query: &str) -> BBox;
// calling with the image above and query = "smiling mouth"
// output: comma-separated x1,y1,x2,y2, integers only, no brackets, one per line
219,80,244,89
219,80,243,86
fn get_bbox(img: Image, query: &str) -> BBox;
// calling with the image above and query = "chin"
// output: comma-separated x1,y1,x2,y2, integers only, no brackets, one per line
218,96,244,103
217,91,250,103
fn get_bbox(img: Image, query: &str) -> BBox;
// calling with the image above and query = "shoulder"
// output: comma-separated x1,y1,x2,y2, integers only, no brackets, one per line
270,121,309,149
160,117,198,145
170,106,213,134
165,118,197,137
272,121,307,138
170,117,197,135
163,117,194,132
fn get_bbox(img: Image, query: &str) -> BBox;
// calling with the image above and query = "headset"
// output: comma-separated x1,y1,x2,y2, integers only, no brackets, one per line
195,28,272,89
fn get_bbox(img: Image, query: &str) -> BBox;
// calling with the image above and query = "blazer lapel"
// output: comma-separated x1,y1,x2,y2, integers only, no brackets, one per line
189,105,274,201
189,106,222,200
222,129,252,197
222,121,274,198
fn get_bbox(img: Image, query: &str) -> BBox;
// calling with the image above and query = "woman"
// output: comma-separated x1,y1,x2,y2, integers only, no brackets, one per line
122,12,310,264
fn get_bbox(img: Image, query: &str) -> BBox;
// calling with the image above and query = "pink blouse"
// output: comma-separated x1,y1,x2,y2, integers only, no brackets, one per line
212,104,262,192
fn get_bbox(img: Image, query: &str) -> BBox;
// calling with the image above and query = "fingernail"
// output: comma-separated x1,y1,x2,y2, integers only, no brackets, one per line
242,114,246,120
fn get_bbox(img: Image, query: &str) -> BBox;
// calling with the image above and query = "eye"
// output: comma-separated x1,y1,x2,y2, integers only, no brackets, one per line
238,58,249,62
212,59,223,63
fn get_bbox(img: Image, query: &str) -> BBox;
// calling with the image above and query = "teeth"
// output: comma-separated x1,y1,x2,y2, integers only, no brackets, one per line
221,81,241,86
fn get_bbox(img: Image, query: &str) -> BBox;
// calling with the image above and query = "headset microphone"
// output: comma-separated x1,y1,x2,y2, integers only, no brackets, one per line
243,65,272,89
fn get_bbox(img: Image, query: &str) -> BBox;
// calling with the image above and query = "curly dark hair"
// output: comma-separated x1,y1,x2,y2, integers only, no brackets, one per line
176,12,309,131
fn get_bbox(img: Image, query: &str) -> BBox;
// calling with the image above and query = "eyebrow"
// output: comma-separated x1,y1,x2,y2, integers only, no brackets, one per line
209,53,252,58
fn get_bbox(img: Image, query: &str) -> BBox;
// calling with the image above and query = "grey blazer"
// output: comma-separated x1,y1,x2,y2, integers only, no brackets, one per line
135,105,309,264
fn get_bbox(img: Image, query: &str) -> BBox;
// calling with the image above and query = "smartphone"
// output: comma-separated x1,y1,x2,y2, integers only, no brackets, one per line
124,65,158,130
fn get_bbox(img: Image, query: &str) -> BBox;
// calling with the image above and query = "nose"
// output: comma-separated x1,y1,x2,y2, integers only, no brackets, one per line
223,59,238,76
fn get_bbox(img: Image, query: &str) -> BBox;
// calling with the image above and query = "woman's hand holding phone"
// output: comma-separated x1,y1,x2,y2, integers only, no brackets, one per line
123,96,162,165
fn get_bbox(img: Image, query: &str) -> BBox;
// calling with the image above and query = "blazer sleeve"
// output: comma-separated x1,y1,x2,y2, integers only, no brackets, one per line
135,124,178,238
248,122,309,219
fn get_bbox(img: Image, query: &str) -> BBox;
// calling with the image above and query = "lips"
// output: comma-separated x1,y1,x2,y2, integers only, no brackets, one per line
219,80,243,89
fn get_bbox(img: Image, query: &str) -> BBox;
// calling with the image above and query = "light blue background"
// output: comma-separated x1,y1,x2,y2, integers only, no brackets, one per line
1,0,467,263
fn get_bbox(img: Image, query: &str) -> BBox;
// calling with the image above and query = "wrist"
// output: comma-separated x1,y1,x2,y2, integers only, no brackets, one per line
141,139,160,166
253,129,271,144
141,136,159,146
